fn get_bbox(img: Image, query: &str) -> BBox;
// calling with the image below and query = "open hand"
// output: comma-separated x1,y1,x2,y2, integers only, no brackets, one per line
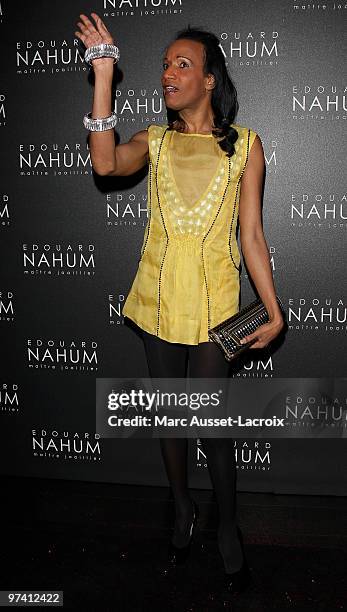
75,12,115,68
240,317,284,350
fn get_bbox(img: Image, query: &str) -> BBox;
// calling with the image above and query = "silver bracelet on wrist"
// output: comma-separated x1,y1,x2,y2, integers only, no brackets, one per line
84,43,120,66
83,111,117,131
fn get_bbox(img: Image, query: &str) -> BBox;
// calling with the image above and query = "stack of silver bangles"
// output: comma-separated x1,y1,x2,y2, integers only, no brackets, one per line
83,43,120,131
84,43,120,66
83,111,117,131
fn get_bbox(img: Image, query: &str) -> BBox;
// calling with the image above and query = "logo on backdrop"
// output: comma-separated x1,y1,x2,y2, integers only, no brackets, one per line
0,93,5,126
102,0,183,18
292,1,346,13
231,356,275,379
291,192,347,229
292,83,346,121
0,383,19,414
109,293,126,325
288,297,346,332
0,290,14,322
197,439,272,471
22,243,96,276
262,140,278,175
106,191,148,228
285,391,347,434
27,338,99,372
16,38,88,76
1,194,10,227
114,88,167,127
32,429,102,461
19,142,92,177
219,31,279,67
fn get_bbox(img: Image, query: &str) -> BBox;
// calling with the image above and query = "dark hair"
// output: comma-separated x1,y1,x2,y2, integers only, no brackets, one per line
165,26,239,157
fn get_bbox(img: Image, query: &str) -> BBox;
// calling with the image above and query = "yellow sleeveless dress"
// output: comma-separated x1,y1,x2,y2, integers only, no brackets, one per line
122,123,258,344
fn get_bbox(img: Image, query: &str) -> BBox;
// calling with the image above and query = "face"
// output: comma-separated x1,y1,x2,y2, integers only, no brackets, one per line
161,39,215,111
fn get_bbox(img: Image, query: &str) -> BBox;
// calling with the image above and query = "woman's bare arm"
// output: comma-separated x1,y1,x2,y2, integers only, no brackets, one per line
238,135,284,349
75,12,149,176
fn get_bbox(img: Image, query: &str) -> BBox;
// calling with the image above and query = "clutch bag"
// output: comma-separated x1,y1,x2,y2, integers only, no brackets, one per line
208,295,284,362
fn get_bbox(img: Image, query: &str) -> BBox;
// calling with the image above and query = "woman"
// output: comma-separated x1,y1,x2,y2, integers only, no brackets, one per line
75,12,284,595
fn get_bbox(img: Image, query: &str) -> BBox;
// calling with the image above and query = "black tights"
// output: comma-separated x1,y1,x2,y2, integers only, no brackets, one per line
141,329,243,572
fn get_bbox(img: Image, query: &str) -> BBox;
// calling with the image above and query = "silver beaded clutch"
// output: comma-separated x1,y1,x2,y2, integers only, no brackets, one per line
208,295,283,362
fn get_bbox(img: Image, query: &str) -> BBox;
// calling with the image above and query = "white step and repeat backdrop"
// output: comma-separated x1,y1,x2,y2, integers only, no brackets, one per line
1,0,346,494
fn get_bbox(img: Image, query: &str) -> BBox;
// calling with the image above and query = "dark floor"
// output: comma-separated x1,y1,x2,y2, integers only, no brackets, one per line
1,476,346,611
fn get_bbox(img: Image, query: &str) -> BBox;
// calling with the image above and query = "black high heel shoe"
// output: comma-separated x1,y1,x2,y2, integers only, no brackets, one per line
222,526,251,595
168,499,199,565
224,558,251,594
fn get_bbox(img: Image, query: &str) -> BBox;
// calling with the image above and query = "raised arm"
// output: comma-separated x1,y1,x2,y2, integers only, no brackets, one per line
75,12,149,176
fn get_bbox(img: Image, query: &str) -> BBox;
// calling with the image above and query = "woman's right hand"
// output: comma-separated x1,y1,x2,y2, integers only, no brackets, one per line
75,12,116,71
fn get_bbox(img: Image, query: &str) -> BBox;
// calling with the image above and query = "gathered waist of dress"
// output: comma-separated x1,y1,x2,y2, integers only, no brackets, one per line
164,233,208,255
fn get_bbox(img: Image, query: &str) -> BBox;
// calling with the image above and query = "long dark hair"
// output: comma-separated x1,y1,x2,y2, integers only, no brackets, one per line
165,26,239,157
